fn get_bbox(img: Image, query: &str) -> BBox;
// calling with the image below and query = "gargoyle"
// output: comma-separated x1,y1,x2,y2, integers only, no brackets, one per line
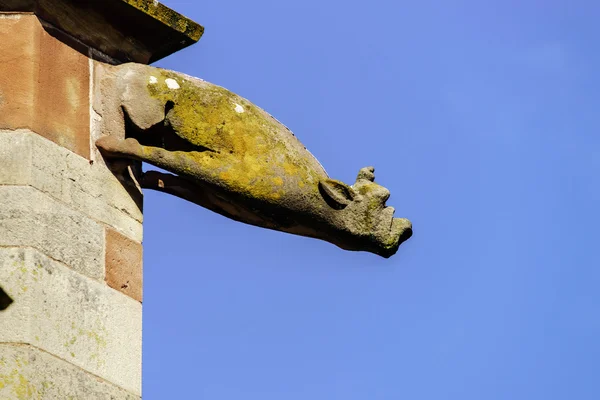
95,63,412,258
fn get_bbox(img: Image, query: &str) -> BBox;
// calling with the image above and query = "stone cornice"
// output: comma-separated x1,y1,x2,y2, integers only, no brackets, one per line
0,0,203,63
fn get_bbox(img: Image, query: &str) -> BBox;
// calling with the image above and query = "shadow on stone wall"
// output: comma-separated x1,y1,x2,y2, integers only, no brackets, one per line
0,286,13,311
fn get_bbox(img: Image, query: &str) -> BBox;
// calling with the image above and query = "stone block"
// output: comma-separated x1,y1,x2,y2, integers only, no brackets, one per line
105,228,143,302
0,247,142,395
0,344,139,399
0,186,105,280
0,130,143,241
0,14,90,158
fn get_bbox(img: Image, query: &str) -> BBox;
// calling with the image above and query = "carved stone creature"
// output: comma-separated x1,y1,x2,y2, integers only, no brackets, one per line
95,63,412,258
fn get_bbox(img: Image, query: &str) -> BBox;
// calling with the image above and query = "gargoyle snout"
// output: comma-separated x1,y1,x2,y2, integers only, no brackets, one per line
377,217,412,258
393,218,413,240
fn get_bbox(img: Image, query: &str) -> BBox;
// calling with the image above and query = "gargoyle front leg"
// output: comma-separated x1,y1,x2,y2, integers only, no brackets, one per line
96,135,220,182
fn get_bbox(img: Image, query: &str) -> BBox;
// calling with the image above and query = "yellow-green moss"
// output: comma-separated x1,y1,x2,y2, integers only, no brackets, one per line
0,369,36,400
145,71,327,203
122,0,204,40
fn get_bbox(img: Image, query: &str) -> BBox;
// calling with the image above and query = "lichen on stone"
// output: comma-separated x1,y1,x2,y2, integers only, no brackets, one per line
121,0,204,40
143,69,326,203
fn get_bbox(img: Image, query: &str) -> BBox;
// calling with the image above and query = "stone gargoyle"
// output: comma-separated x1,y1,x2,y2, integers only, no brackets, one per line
95,63,412,258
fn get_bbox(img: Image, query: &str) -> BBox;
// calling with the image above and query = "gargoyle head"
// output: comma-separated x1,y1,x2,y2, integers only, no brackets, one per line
317,167,412,258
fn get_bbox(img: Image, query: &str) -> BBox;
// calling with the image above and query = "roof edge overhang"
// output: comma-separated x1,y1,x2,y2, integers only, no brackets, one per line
0,0,204,63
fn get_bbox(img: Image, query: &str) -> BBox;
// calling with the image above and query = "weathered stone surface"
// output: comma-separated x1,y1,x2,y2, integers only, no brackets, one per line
0,130,143,241
96,63,413,258
0,0,203,63
0,344,139,399
0,186,105,279
0,14,90,158
0,248,142,395
105,228,143,302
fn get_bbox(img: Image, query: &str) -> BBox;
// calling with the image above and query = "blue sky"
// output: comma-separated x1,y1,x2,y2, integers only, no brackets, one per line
143,1,600,398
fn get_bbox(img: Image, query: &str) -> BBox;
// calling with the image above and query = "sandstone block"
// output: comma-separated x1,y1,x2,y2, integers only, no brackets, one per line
0,130,143,241
105,228,143,302
0,186,105,280
0,14,90,158
0,344,140,399
0,247,142,395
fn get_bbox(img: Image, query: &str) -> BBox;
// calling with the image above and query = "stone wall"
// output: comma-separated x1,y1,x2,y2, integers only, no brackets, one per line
0,13,143,399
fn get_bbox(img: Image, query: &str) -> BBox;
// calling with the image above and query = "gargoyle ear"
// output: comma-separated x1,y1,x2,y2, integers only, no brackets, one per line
319,179,355,210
